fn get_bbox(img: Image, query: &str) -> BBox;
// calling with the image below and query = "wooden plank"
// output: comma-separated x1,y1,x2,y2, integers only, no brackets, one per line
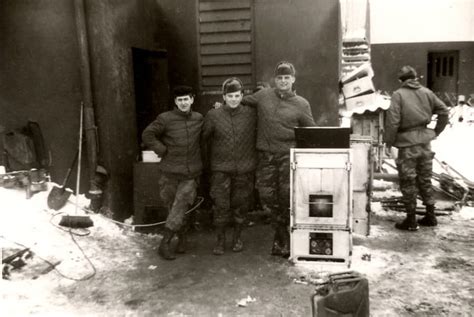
202,64,252,76
200,20,251,33
200,9,250,23
200,1,250,12
201,43,251,55
201,53,252,66
202,75,252,87
200,32,251,44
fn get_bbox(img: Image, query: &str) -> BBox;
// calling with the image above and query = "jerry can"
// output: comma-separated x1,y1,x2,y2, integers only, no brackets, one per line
311,271,369,317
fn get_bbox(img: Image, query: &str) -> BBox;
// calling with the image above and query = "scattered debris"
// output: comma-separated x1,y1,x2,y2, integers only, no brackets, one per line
237,295,256,307
293,278,309,285
361,254,372,261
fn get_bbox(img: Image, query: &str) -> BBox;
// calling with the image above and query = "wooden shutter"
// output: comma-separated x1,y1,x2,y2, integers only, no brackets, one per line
198,0,254,92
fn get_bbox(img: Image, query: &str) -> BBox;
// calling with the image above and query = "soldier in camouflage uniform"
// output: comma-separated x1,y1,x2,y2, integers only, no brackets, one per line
142,86,203,260
242,62,316,257
202,77,257,255
384,66,449,231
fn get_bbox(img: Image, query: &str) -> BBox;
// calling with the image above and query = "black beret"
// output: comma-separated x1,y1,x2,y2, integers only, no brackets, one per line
222,77,243,94
173,85,194,98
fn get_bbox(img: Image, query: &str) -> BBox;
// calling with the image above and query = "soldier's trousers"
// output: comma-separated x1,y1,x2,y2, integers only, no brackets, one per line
256,151,290,227
158,172,198,232
210,171,254,226
395,143,435,211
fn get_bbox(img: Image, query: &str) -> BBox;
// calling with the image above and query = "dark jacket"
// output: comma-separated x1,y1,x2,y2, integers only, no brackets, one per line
242,87,316,153
202,104,257,174
142,108,203,178
384,79,449,148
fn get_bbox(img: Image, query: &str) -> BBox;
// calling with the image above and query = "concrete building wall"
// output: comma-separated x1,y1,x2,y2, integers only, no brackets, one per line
0,0,82,184
371,42,474,96
0,0,167,219
253,0,340,125
369,0,474,97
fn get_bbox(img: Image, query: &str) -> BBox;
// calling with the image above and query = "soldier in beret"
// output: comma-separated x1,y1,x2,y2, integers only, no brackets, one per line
142,85,203,260
202,77,257,255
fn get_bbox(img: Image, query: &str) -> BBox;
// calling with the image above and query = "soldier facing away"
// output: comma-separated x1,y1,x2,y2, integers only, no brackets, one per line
384,66,449,231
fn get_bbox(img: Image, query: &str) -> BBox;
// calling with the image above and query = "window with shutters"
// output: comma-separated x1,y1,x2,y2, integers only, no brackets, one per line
198,0,254,93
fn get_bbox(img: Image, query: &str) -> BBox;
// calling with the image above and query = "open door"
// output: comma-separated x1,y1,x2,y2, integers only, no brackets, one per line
132,48,169,147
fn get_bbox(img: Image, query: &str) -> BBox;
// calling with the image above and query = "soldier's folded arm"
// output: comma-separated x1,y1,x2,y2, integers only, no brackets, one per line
299,100,316,126
142,117,167,156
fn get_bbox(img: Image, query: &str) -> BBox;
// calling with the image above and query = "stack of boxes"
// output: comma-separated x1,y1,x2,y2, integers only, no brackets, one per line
290,147,353,269
341,62,376,113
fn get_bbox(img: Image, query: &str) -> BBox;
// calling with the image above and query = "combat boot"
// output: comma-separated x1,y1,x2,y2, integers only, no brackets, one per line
175,229,187,254
271,228,283,256
158,228,176,260
395,209,419,231
418,204,437,226
279,226,290,258
232,223,244,252
213,225,225,255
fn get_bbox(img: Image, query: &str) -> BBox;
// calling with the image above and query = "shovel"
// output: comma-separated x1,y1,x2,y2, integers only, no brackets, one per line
47,151,78,210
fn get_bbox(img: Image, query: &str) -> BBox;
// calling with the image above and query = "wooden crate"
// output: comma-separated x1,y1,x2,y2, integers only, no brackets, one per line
351,111,384,172
133,162,167,231
350,136,373,236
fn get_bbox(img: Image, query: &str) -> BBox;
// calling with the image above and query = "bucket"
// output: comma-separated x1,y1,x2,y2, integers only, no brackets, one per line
142,151,161,163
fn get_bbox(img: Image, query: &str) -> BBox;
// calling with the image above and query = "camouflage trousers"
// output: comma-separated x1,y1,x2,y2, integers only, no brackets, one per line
395,143,435,212
256,151,290,226
210,171,254,226
158,173,198,232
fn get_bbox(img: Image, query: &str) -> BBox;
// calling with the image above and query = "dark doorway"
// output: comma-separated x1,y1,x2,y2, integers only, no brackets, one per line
427,51,459,104
132,48,169,147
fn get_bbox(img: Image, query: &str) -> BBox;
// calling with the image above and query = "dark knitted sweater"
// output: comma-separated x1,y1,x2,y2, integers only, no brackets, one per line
142,108,203,178
242,88,315,153
202,104,257,174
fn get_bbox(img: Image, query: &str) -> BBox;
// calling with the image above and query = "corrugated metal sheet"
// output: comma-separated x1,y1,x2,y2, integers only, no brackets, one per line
199,0,254,92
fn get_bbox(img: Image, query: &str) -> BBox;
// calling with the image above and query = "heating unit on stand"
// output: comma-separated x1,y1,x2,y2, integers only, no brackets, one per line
290,134,353,269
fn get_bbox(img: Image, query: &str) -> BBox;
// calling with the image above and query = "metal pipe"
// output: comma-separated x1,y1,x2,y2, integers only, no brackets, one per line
73,0,99,194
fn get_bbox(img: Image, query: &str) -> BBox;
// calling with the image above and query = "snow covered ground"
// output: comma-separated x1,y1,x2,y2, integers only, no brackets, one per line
1,123,473,316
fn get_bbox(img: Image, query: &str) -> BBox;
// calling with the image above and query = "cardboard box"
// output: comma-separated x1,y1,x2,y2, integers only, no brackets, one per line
341,62,374,84
345,93,377,112
342,76,375,98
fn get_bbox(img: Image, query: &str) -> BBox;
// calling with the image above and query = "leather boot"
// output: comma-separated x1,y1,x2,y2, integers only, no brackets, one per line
213,225,225,255
159,228,176,260
271,228,283,256
395,208,419,231
279,226,290,258
175,229,187,254
232,224,243,252
418,204,437,226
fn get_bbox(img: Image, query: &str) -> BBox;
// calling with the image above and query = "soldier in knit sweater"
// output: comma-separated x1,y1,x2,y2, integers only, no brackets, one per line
242,61,316,257
202,77,257,255
142,86,203,260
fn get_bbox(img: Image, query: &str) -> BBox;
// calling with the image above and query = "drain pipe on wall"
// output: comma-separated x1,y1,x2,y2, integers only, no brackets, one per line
73,0,103,202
